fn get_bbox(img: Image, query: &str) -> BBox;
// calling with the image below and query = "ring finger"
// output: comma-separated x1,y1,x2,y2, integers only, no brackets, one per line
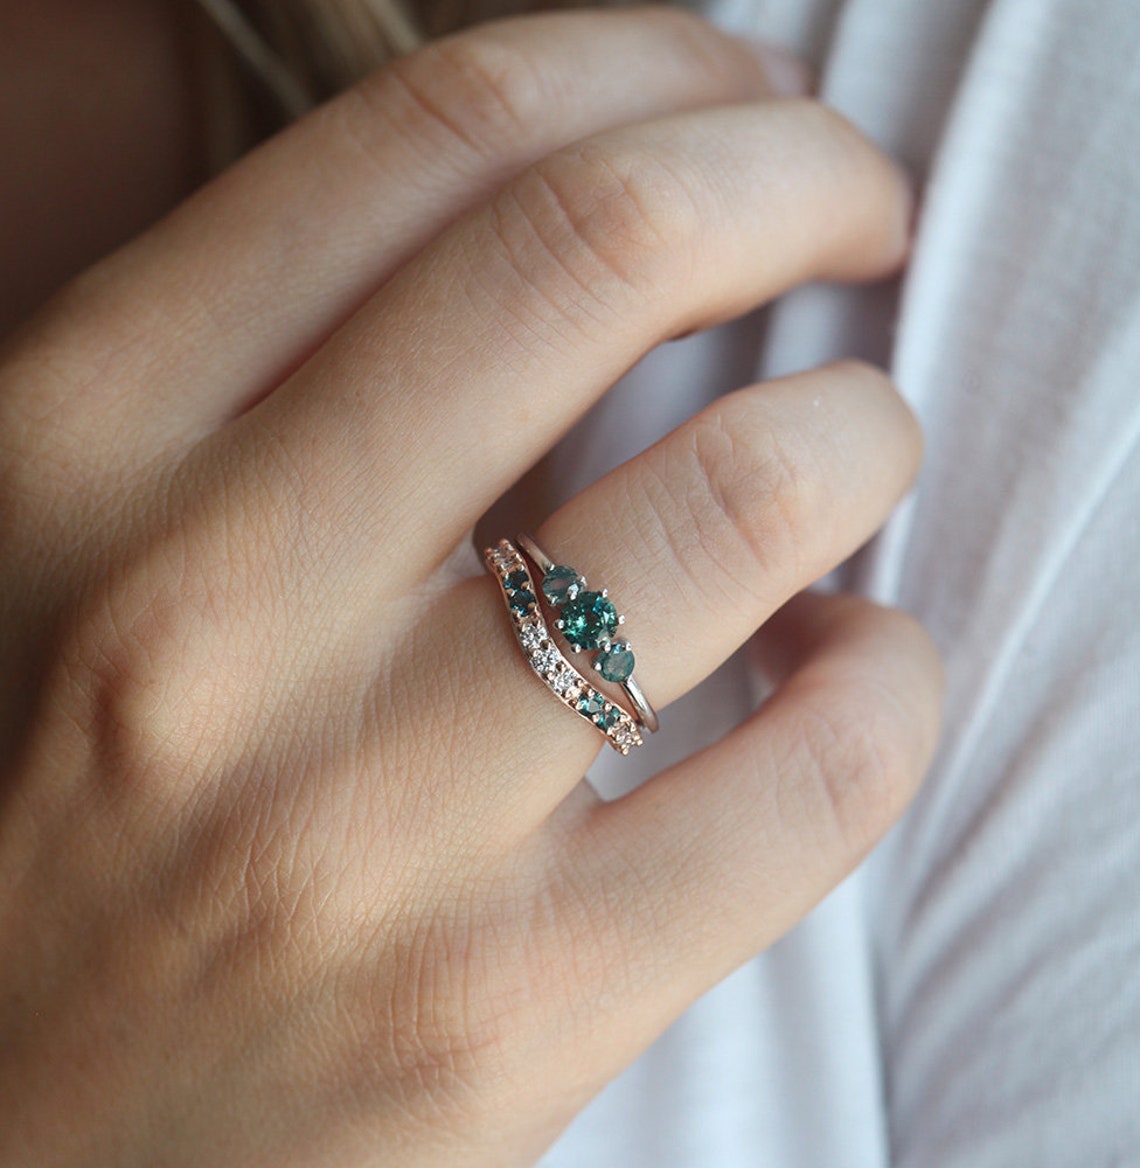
405,357,921,834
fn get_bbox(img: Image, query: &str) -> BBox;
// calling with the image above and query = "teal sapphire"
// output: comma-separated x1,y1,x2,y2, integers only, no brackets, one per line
541,565,582,605
577,693,606,718
595,706,621,730
509,589,536,613
504,570,530,593
596,640,635,683
559,591,618,650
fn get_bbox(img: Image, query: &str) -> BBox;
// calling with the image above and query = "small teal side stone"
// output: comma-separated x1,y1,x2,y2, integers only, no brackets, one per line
596,706,621,730
560,591,618,650
541,565,581,605
596,641,635,683
577,693,605,717
504,570,530,593
509,589,536,613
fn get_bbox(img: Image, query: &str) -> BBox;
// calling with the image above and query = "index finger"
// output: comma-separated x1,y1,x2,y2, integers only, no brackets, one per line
14,9,790,461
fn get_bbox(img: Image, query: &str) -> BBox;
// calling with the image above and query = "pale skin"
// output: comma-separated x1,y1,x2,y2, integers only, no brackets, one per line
0,5,944,1166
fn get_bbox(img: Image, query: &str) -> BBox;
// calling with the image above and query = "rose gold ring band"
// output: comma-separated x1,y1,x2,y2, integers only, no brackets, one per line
484,538,649,755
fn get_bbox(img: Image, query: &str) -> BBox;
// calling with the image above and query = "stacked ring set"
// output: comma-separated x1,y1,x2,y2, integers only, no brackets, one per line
485,535,659,754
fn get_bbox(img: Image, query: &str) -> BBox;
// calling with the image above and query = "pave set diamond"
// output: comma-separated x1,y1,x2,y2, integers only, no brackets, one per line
486,540,644,754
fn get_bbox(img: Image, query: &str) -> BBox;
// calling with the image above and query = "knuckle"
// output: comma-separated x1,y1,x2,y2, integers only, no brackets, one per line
379,32,546,158
494,142,700,320
792,677,919,857
678,399,812,598
63,544,222,793
55,495,278,800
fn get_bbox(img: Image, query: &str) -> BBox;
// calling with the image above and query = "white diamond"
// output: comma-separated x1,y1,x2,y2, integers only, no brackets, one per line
550,669,580,698
519,623,545,650
532,647,561,674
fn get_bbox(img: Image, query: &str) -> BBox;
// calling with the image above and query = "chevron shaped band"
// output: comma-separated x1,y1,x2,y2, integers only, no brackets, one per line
485,539,644,755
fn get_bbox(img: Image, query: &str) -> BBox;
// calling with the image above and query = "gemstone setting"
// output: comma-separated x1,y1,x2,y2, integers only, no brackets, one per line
550,668,580,699
508,589,536,613
532,646,561,674
519,622,545,650
596,640,635,683
541,565,583,605
559,591,619,650
577,693,606,718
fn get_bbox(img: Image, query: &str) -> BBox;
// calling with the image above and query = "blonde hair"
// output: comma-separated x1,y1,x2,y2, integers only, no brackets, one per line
190,0,625,166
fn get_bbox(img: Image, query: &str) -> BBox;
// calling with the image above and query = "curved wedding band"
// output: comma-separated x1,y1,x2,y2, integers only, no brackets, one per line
484,531,660,751
485,540,646,754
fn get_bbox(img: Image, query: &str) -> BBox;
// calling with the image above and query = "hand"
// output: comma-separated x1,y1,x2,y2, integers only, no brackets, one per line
0,10,942,1166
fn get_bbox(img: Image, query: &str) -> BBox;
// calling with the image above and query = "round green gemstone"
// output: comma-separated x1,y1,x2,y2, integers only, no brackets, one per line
596,640,635,683
541,565,581,605
577,693,605,717
504,570,530,593
559,591,618,650
596,706,620,729
508,589,536,613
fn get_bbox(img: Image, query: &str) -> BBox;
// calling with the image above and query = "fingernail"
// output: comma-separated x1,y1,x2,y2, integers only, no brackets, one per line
737,38,813,97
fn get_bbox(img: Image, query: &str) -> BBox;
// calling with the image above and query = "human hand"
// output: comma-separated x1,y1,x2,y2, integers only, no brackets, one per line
0,10,942,1166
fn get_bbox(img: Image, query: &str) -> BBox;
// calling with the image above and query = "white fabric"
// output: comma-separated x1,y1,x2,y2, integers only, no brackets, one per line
540,0,1140,1163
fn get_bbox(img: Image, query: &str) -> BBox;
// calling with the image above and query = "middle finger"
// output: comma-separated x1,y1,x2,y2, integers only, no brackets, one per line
233,98,910,619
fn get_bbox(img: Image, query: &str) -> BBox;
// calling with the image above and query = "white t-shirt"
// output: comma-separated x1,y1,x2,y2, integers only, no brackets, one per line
541,0,1140,1163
